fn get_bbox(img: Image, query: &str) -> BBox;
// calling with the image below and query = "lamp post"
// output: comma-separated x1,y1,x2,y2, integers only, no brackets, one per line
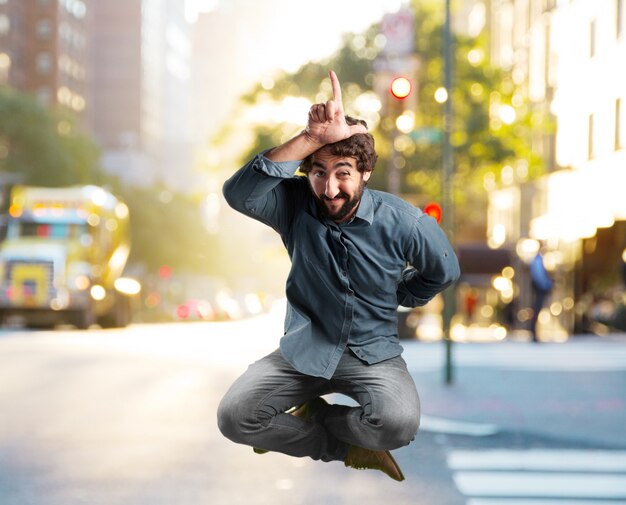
442,0,456,385
386,75,414,196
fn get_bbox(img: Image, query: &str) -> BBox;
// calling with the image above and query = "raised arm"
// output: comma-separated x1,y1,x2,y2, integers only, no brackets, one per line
265,70,367,162
223,70,369,234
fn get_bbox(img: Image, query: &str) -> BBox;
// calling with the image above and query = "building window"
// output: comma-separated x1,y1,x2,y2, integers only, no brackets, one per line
544,22,551,94
544,0,557,12
36,19,52,40
590,19,596,58
60,0,87,19
35,52,53,74
0,14,9,36
588,113,595,159
0,52,10,84
618,0,624,39
617,99,623,150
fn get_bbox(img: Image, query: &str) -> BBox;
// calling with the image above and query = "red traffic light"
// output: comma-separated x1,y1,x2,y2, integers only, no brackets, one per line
159,265,172,279
390,76,412,100
423,202,442,223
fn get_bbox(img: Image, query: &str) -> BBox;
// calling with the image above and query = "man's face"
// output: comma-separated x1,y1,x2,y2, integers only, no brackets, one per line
307,147,371,223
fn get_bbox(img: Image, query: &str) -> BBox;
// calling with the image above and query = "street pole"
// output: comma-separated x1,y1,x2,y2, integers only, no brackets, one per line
442,0,456,385
387,100,402,196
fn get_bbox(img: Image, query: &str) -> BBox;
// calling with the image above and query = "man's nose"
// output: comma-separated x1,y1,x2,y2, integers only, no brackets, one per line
324,178,340,198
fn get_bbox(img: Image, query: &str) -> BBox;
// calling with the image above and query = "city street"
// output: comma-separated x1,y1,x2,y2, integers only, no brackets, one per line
2,1,626,504
1,309,625,505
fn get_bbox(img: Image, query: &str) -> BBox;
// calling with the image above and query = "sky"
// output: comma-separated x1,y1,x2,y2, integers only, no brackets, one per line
184,1,411,286
188,0,407,75
187,0,409,141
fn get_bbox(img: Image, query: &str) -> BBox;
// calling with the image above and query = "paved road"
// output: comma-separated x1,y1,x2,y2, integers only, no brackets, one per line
0,315,624,504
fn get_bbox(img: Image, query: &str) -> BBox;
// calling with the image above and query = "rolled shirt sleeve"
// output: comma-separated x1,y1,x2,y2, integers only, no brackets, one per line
222,152,302,234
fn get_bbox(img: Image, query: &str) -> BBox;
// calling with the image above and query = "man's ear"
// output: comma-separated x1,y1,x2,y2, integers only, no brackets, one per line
363,171,372,182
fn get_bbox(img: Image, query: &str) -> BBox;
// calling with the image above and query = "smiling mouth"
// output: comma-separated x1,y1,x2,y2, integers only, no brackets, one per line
322,194,348,202
324,199,346,210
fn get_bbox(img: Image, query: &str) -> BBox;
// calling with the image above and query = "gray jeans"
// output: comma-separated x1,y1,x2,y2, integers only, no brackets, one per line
217,348,420,462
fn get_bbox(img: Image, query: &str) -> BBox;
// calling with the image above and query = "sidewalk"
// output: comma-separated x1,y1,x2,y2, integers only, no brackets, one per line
403,336,626,448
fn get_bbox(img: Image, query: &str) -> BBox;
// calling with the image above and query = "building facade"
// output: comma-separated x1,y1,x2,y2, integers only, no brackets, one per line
0,0,90,122
92,0,193,189
0,0,194,190
488,0,626,337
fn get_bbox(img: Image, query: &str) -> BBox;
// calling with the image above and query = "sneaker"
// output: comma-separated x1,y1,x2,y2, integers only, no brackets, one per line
344,445,405,482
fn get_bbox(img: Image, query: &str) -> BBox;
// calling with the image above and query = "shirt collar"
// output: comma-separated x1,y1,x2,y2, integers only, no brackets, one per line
353,188,374,225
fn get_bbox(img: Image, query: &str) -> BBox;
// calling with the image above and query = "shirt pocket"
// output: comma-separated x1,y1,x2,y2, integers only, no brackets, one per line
294,213,333,269
350,233,403,283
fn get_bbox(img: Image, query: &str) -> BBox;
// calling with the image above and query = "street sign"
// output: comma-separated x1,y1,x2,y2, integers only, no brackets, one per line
380,7,415,57
410,127,443,144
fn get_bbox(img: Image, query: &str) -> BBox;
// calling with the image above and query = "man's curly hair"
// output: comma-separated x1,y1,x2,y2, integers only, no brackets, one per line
300,116,378,174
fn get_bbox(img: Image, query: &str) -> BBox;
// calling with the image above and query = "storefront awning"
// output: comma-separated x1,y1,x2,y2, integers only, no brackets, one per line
457,244,512,283
530,166,626,241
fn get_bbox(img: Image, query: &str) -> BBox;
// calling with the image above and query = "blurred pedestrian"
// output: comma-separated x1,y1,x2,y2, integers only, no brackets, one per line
463,287,479,323
529,248,553,342
217,71,460,481
620,247,626,287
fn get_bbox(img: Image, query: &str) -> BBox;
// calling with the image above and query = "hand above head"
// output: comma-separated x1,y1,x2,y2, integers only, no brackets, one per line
264,70,369,162
304,70,368,146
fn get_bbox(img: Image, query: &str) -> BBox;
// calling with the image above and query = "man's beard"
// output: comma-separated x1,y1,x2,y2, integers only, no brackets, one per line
312,179,366,222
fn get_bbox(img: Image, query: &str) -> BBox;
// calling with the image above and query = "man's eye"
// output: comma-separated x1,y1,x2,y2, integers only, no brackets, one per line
314,172,325,178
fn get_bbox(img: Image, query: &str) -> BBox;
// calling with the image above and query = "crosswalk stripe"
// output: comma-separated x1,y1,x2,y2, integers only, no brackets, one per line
453,472,626,499
448,449,626,472
466,500,623,505
420,415,499,436
402,342,626,371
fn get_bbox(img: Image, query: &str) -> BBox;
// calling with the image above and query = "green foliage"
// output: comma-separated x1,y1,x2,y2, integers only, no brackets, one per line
242,25,381,110
0,87,217,277
230,1,552,237
0,86,100,187
240,126,293,166
108,181,218,275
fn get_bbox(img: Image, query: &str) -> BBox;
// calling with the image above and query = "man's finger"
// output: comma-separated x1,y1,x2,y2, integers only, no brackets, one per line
349,123,368,136
325,100,336,121
309,103,322,123
329,70,342,106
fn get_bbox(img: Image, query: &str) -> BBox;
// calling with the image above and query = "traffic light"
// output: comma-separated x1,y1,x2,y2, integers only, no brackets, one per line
159,264,172,279
423,202,442,223
390,76,412,100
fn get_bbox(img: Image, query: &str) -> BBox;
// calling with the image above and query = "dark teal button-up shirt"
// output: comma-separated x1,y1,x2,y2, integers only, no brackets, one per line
223,152,460,379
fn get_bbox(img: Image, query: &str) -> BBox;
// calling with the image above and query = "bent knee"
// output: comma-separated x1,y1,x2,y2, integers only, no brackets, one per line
366,410,420,451
387,413,420,449
217,394,272,443
217,396,255,443
216,396,240,442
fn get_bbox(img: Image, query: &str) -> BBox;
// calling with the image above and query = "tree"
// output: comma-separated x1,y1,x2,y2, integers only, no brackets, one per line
106,180,219,276
222,0,551,239
0,87,217,277
403,2,550,236
0,86,100,188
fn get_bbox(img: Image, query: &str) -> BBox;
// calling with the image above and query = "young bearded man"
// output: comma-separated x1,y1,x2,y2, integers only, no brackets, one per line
217,71,460,481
